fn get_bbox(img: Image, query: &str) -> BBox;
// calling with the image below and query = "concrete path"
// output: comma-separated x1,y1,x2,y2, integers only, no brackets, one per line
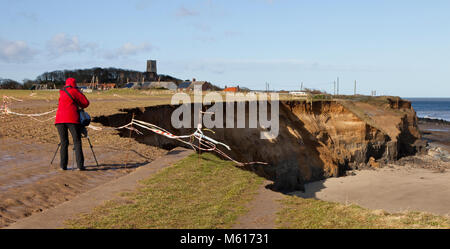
6,147,193,229
232,180,284,229
292,165,450,216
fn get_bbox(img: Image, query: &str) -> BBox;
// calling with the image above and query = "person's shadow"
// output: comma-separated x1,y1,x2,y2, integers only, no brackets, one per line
84,162,148,171
286,179,328,198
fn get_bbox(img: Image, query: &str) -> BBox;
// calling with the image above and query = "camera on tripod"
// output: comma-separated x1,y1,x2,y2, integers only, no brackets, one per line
51,126,99,169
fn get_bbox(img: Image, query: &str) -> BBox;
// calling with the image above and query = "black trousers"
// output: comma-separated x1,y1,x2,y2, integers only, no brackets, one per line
56,123,84,169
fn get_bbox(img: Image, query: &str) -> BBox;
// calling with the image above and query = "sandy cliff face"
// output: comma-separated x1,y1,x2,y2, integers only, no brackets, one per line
280,100,421,182
95,97,424,192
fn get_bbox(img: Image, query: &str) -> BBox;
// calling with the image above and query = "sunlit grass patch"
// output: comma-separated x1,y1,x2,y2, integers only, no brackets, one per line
277,195,450,229
66,153,264,228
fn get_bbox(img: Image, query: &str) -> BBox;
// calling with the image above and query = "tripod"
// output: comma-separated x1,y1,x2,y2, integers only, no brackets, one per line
50,127,99,169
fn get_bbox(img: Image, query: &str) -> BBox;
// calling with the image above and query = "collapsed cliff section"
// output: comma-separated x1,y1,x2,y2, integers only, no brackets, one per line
93,97,424,192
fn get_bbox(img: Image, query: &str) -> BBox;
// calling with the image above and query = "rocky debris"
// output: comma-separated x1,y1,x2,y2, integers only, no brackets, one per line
345,170,357,176
427,146,450,162
413,140,428,156
395,146,450,173
368,157,380,168
396,156,426,166
418,117,450,126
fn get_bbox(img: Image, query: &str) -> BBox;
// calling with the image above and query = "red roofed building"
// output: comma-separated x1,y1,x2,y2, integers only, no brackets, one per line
223,86,240,92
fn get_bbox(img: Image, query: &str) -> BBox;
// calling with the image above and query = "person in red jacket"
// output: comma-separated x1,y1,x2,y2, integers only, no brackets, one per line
55,78,90,171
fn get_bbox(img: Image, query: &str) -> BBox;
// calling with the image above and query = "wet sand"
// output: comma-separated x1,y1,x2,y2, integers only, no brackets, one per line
418,118,450,152
292,118,450,216
1,94,169,228
292,166,450,216
0,138,164,228
6,147,193,229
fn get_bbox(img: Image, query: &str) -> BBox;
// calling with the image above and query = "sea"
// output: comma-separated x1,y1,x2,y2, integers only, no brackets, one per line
407,98,450,122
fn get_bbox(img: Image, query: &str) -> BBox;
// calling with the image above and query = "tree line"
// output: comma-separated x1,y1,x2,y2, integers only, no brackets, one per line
0,78,24,89
1,67,184,89
34,67,147,86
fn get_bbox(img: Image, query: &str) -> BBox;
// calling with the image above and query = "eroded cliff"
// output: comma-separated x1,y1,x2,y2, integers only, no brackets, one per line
94,97,424,192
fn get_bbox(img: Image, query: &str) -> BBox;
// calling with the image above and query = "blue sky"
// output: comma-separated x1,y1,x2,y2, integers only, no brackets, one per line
1,0,449,97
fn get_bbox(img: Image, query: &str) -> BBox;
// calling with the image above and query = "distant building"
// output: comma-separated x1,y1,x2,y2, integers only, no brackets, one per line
141,82,152,89
178,81,192,91
149,81,177,90
223,86,240,92
79,87,92,93
189,79,212,91
123,82,141,89
144,60,158,81
289,91,308,96
30,83,56,90
147,60,157,73
123,82,134,88
97,83,116,90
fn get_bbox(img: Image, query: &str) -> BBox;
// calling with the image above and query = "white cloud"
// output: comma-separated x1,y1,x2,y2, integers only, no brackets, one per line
224,30,242,37
176,58,382,74
104,42,153,59
47,33,84,56
135,0,152,10
193,23,211,32
18,12,39,22
45,33,152,60
119,42,152,56
0,39,37,63
176,6,199,17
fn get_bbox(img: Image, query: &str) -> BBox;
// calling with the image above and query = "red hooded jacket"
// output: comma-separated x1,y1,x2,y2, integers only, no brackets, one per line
55,78,90,124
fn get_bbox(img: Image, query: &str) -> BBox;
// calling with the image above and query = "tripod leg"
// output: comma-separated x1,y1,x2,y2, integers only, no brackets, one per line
50,143,61,165
87,137,99,167
72,146,76,170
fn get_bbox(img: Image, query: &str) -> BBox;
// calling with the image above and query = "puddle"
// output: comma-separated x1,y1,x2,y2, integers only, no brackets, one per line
424,128,450,132
0,171,58,191
0,155,15,163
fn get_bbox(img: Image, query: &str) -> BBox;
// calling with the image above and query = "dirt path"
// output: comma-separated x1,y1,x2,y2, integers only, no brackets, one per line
6,147,192,229
232,180,284,229
292,165,450,216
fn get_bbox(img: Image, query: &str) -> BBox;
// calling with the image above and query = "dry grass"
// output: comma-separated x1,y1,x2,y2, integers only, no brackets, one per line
65,153,264,228
0,89,172,164
0,89,172,143
277,195,450,229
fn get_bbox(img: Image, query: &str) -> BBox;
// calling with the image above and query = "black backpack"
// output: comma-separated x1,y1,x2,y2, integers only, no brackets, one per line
62,86,91,127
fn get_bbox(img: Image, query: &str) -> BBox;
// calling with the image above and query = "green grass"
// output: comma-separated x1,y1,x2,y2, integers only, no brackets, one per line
277,195,450,229
66,153,264,229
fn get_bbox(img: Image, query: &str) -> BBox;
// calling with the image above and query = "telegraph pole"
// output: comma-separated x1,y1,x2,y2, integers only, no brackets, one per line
333,81,336,95
354,80,356,96
301,82,303,91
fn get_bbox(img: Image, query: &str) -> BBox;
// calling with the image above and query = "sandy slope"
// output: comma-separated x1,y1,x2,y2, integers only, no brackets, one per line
6,147,192,229
292,165,450,216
